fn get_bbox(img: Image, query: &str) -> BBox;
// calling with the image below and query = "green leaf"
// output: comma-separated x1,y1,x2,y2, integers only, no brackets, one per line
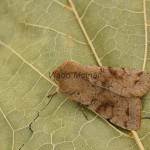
0,0,150,149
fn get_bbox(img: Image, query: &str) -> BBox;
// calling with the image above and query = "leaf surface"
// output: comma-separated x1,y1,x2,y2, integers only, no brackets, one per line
0,0,150,149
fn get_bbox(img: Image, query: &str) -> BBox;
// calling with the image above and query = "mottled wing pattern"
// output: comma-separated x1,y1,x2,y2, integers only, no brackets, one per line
89,66,150,97
52,61,148,130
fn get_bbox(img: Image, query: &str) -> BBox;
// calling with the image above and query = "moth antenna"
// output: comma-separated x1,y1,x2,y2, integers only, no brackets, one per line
42,89,58,112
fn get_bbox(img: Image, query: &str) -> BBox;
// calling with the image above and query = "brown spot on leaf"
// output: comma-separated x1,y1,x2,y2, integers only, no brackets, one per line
65,3,72,9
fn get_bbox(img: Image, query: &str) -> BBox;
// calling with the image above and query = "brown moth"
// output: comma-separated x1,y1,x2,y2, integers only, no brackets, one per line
52,61,150,130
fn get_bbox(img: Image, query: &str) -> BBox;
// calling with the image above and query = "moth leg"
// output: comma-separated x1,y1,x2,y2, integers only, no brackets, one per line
47,86,59,98
142,117,150,119
47,91,57,98
78,103,88,120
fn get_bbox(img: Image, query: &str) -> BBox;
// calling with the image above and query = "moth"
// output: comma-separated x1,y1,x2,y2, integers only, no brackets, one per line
52,61,150,130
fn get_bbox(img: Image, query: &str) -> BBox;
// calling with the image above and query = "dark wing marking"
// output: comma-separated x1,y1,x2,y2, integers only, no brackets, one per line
53,61,141,130
89,66,150,97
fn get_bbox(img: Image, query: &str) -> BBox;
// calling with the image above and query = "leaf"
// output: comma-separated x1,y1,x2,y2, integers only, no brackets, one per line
0,0,150,150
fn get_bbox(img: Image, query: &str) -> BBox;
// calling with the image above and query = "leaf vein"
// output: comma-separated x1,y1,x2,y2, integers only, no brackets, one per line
0,40,57,87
